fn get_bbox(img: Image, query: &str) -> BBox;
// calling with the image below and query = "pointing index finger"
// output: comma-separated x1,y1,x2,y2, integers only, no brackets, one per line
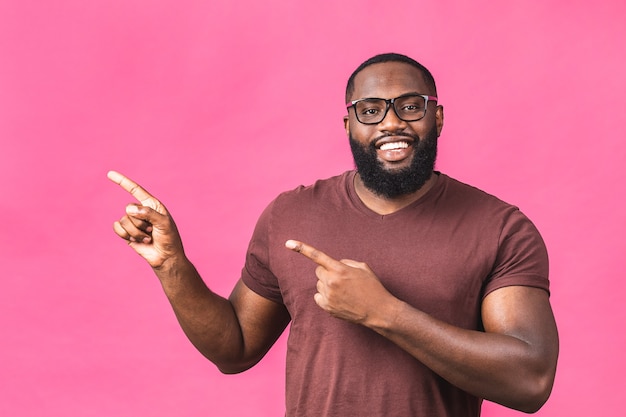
285,240,340,270
107,170,160,209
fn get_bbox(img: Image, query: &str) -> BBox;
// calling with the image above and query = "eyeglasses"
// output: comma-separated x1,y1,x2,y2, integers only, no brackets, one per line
346,94,438,125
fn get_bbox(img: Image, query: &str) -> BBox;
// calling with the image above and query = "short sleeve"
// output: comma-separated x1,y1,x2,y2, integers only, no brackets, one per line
482,209,550,298
240,199,284,304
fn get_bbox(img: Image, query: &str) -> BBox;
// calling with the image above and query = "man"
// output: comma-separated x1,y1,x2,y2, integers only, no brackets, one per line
109,53,558,416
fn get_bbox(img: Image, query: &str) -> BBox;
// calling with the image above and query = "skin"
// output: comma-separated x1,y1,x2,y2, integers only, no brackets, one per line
107,171,291,373
345,62,444,214
109,61,558,412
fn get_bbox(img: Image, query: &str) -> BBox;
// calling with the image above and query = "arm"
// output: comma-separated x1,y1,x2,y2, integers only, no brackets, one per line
108,171,290,373
375,286,558,413
285,240,558,413
157,263,290,374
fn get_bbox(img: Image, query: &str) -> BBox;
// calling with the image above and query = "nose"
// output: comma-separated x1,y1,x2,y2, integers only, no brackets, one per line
378,104,408,130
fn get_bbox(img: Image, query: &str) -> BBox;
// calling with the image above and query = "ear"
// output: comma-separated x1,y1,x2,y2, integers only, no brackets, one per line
435,105,444,137
343,115,350,136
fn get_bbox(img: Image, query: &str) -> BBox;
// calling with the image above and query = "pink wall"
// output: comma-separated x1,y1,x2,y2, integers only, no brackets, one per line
1,1,624,415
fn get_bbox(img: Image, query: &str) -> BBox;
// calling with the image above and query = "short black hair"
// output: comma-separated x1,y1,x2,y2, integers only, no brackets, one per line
345,53,437,102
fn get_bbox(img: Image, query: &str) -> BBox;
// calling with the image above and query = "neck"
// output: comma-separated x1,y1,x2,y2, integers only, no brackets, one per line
353,171,438,215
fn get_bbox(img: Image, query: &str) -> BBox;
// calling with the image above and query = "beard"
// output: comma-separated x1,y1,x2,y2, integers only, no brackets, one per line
349,126,438,199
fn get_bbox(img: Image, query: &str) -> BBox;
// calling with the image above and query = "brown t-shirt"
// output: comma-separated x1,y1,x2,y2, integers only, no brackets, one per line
242,171,549,417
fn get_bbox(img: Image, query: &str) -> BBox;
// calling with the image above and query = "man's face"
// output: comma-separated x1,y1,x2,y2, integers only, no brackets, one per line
344,62,444,198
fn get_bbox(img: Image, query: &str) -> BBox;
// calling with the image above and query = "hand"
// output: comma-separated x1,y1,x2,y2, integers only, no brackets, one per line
108,171,184,269
285,239,395,325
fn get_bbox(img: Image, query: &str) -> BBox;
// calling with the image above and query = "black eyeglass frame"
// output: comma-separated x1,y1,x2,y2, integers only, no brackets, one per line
346,94,438,125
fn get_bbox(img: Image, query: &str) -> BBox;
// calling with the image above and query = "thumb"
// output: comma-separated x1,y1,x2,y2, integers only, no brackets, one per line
340,259,369,270
126,204,168,228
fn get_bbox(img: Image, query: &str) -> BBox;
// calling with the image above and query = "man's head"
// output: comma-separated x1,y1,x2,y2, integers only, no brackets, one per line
345,53,438,104
344,53,444,199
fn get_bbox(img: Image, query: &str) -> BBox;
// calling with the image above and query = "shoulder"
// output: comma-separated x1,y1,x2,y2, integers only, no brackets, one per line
436,173,547,260
435,173,523,224
436,175,551,295
272,171,353,209
439,173,514,206
252,171,353,230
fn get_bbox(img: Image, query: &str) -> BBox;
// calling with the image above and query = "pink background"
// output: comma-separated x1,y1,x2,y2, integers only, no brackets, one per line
1,1,624,415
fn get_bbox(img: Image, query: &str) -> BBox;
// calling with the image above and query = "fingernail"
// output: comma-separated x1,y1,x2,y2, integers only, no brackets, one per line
126,205,139,214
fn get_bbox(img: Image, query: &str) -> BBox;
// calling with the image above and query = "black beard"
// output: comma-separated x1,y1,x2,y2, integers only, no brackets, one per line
349,127,438,199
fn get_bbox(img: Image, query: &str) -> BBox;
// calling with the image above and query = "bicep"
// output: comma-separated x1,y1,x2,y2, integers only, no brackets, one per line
227,279,291,369
482,286,559,366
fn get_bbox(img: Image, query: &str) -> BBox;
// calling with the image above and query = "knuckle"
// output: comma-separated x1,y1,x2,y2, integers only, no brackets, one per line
117,217,149,240
315,265,326,277
113,222,130,240
155,201,166,214
130,216,150,229
127,183,141,195
119,216,133,228
325,275,339,289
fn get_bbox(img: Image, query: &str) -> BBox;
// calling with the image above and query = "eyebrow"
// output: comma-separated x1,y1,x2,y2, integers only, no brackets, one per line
347,92,436,105
353,91,425,100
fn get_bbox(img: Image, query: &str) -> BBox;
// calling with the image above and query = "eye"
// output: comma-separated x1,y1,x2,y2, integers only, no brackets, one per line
398,98,425,113
361,107,380,115
356,100,385,116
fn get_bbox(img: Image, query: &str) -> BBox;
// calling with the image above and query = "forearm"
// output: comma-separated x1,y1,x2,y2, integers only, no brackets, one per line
107,172,285,373
152,255,248,372
283,240,558,411
368,298,556,412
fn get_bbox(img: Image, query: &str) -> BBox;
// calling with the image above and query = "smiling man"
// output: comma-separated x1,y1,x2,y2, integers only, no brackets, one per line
109,53,558,417
346,58,442,209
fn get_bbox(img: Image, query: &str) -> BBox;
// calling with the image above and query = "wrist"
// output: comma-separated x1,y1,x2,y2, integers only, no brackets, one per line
365,295,407,335
152,252,192,279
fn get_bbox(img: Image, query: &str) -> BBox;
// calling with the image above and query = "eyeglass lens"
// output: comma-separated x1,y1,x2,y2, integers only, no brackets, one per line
355,95,427,124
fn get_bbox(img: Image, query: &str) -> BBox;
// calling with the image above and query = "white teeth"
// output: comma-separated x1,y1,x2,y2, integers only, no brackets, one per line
379,141,409,151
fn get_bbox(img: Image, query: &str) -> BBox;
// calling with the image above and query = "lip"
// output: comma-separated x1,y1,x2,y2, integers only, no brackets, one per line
374,135,416,149
374,136,415,163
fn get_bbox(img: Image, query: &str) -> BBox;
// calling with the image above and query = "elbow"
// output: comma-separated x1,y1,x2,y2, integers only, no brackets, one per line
216,362,254,375
199,343,263,374
516,398,548,414
214,355,261,375
217,366,247,375
512,341,559,413
513,372,556,413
